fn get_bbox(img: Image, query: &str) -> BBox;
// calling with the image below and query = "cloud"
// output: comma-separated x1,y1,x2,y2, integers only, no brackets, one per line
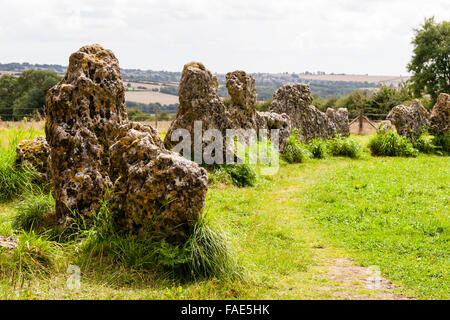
0,0,449,75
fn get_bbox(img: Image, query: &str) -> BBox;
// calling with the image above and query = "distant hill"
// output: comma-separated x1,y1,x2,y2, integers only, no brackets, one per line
1,62,408,101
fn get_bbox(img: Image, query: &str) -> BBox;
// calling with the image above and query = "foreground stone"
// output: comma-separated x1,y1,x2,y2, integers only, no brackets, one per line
387,99,430,139
45,45,207,241
269,84,349,140
429,93,450,135
15,136,50,182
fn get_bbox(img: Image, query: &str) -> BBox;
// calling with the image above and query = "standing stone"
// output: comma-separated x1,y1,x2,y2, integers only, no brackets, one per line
429,93,450,135
45,45,207,241
255,112,291,151
109,122,208,241
225,70,291,151
164,62,233,156
226,70,259,130
269,84,347,141
326,108,350,137
45,44,126,221
387,99,430,139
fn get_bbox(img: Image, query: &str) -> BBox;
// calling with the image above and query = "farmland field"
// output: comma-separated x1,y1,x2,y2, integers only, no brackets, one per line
125,91,179,105
0,126,448,300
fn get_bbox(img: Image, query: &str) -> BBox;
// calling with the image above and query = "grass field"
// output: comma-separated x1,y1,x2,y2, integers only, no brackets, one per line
0,126,448,299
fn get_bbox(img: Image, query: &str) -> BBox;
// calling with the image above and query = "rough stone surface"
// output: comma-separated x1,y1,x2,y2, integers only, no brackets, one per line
15,136,50,182
0,235,16,250
429,93,450,135
164,62,233,154
226,70,259,131
45,45,207,241
378,120,393,133
387,99,430,139
109,122,208,241
326,108,350,137
270,84,344,141
226,70,257,110
269,84,349,140
45,44,127,221
256,111,291,151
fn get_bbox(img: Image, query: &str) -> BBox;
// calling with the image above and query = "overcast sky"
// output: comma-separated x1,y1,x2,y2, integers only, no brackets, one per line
0,0,448,75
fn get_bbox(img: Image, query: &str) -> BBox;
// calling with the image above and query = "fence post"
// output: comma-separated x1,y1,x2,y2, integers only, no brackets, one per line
155,105,158,129
359,109,364,134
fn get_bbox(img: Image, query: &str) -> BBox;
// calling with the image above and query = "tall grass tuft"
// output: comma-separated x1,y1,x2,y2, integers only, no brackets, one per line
222,163,257,187
327,135,363,158
282,134,311,163
411,135,437,154
78,197,241,281
431,132,450,154
368,130,418,157
12,192,55,232
8,230,61,275
307,138,329,159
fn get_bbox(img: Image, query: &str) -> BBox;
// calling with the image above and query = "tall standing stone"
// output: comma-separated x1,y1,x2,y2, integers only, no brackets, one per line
226,70,259,130
45,44,127,221
164,62,233,156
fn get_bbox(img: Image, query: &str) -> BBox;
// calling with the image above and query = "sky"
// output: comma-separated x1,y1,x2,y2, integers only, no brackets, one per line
0,0,448,75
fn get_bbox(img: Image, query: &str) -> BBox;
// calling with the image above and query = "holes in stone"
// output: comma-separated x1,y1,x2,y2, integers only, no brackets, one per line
89,95,95,119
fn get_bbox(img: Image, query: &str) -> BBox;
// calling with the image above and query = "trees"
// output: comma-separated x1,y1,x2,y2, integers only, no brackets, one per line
0,75,19,120
407,17,450,102
0,69,60,120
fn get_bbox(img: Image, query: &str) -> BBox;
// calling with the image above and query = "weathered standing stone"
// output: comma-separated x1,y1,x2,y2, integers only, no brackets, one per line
15,136,50,182
109,122,208,241
429,93,450,135
164,62,233,155
226,70,257,110
387,99,430,139
225,70,291,151
269,84,348,141
255,112,291,151
226,70,259,130
45,44,127,221
45,45,208,241
326,108,350,137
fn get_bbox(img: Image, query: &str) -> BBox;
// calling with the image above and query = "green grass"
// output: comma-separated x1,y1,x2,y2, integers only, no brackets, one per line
0,126,43,203
0,127,448,299
305,156,449,299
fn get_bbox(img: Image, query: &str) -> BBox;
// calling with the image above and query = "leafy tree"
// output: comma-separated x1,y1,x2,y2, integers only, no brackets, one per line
0,69,60,120
407,17,450,102
0,75,19,120
335,90,370,118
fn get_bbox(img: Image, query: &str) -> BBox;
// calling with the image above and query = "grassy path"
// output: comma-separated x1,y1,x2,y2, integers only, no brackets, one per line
205,158,414,299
